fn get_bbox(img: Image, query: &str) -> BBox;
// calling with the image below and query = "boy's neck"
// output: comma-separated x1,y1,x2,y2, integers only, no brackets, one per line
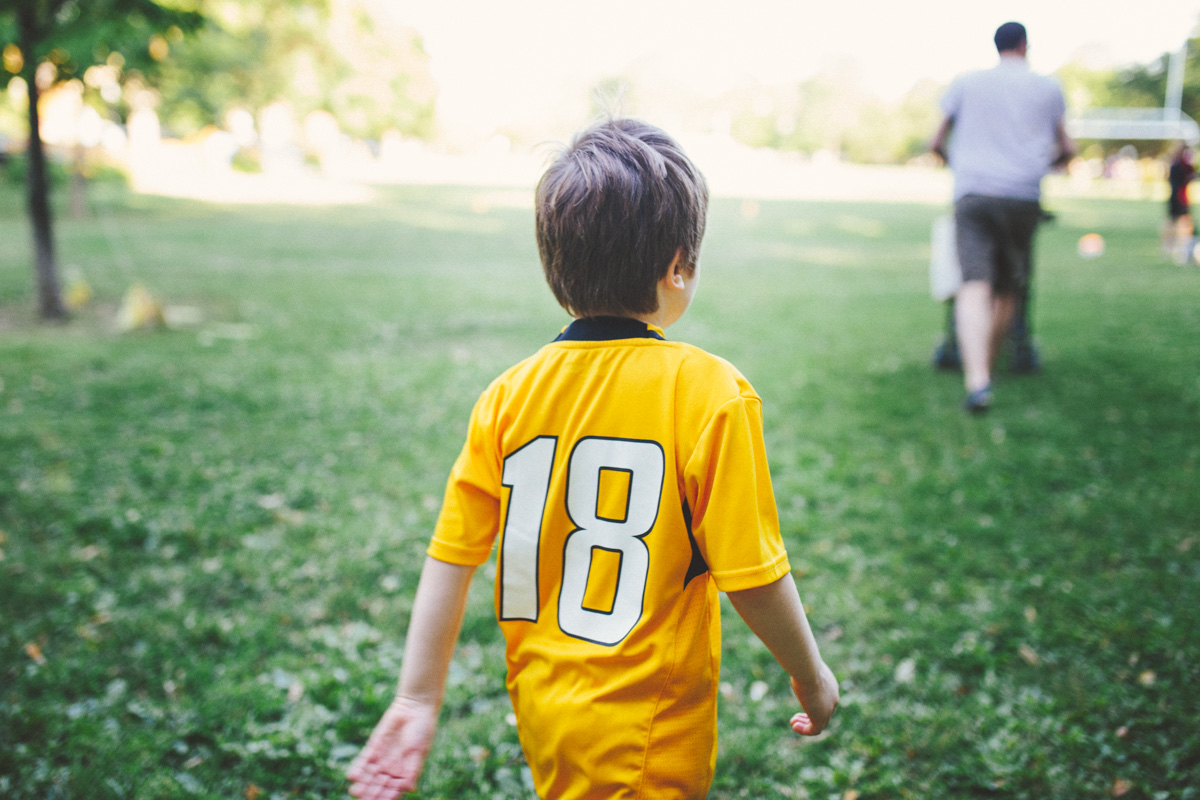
628,311,671,329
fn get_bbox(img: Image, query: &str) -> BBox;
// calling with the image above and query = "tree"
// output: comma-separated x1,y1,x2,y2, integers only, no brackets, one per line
152,0,436,144
0,0,201,320
1055,59,1120,112
151,0,336,139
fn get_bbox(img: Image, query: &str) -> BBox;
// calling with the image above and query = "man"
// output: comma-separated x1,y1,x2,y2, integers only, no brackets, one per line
930,21,1075,413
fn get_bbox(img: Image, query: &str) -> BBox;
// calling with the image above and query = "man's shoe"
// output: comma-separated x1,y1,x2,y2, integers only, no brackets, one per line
933,339,963,371
1009,341,1042,374
964,386,992,414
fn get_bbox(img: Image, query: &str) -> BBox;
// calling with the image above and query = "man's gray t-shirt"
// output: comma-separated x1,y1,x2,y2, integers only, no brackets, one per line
942,58,1067,202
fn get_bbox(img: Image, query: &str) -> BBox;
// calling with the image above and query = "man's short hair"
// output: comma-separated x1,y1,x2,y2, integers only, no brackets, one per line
535,118,708,319
994,21,1027,53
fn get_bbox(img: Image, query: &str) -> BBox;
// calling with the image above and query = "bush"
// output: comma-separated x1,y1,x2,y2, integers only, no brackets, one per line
1,151,69,187
231,147,262,174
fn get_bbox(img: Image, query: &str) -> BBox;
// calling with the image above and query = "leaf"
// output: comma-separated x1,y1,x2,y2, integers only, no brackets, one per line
116,284,166,331
1137,670,1155,686
74,544,101,561
256,493,286,510
1018,644,1040,666
1111,778,1133,797
24,642,47,665
274,507,307,526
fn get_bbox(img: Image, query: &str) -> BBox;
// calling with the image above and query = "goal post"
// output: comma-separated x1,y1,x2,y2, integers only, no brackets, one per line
1066,43,1198,145
1066,108,1199,145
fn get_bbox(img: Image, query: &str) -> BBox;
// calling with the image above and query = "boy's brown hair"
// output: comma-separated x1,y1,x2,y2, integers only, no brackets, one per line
535,118,709,318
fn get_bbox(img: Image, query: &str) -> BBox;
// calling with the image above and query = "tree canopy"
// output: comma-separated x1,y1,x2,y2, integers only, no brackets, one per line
145,0,435,142
0,0,204,92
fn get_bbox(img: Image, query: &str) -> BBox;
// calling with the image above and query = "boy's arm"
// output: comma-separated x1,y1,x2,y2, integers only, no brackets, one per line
346,556,476,800
726,573,839,736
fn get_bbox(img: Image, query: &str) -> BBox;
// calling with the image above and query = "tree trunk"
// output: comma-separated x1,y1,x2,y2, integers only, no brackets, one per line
19,8,66,320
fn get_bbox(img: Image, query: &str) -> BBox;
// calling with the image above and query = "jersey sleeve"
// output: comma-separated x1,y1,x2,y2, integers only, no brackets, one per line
428,390,503,566
683,392,790,593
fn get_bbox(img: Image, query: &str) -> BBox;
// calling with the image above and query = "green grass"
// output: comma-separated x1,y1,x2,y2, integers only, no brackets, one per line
1,177,1198,800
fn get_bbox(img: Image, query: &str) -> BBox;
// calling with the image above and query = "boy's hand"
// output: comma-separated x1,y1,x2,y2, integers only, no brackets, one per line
789,662,839,736
346,695,438,800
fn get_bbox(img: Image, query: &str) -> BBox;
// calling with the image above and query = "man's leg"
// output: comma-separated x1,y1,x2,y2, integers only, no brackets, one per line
955,280,993,394
989,291,1018,373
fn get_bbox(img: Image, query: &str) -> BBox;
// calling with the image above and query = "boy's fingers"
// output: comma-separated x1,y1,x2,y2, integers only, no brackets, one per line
346,746,385,781
347,744,424,798
349,770,412,800
346,751,374,780
399,751,425,784
790,712,820,736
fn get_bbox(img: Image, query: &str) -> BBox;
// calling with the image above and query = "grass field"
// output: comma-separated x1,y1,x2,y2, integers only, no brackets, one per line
1,175,1198,800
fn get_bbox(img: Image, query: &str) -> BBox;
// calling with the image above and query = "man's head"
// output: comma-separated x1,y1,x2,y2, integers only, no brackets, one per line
535,118,708,319
994,21,1027,55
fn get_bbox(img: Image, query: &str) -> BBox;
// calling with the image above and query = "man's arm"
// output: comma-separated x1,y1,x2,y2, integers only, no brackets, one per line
1052,119,1076,169
727,573,839,735
930,116,954,165
347,556,477,800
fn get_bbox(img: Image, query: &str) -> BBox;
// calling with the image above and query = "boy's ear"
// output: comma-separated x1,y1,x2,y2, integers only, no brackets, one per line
664,248,687,288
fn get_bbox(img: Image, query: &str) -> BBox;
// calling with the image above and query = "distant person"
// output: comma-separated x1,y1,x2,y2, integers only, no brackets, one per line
1164,144,1195,264
930,21,1075,413
346,118,839,800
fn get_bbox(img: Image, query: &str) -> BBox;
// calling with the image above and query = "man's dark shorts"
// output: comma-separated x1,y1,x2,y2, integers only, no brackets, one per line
954,194,1041,294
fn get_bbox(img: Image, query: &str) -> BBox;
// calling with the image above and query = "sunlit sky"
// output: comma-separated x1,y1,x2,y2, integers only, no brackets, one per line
381,0,1200,142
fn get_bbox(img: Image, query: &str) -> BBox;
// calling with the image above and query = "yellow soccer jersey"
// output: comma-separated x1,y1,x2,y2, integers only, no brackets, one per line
428,316,790,800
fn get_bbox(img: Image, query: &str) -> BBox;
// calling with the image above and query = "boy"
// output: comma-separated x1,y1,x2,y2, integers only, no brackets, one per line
347,118,839,800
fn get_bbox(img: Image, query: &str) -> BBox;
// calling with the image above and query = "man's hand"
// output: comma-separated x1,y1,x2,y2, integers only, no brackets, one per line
789,662,839,736
346,695,439,800
1052,120,1076,170
930,116,954,166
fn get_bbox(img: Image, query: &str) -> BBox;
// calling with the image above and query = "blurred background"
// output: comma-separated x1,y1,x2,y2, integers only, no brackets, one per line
3,0,1200,205
4,4,1200,798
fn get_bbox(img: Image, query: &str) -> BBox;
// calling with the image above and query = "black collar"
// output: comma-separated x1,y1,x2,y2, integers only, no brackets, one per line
554,316,666,342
